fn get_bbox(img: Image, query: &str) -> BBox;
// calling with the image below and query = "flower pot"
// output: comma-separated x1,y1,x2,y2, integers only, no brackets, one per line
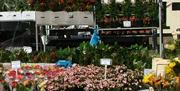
103,14,111,24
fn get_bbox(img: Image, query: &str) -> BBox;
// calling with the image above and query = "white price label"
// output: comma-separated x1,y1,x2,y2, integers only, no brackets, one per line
144,69,153,75
100,58,112,65
123,21,131,27
11,61,21,69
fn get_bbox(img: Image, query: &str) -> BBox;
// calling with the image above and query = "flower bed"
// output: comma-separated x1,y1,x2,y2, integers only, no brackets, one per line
0,64,144,91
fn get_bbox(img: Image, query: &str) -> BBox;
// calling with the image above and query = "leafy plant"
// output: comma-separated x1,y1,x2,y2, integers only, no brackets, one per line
122,0,132,19
134,0,144,19
57,47,75,61
163,39,180,59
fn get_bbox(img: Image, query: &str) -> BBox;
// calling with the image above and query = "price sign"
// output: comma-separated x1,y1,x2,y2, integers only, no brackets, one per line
100,58,112,80
144,69,153,75
11,60,21,69
100,58,112,65
123,21,131,27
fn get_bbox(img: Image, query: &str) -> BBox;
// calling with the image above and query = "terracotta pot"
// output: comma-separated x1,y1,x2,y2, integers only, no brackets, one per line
103,15,111,24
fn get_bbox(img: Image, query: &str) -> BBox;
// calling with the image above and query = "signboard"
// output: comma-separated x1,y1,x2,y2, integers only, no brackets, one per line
123,21,131,27
156,64,167,76
11,60,21,69
144,69,153,75
100,58,112,65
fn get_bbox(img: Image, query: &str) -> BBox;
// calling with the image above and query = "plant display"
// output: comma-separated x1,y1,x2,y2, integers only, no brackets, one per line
0,0,95,11
166,59,180,77
0,64,144,91
164,39,180,59
96,0,159,28
143,58,180,90
0,42,153,70
143,73,176,91
0,0,160,27
2,64,64,91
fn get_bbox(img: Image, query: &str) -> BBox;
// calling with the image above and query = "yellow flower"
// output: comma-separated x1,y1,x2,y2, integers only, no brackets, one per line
143,74,155,84
177,60,180,63
169,62,176,68
166,66,172,74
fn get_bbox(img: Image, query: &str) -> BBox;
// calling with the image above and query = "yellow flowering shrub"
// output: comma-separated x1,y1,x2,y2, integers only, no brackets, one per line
166,59,180,76
143,73,170,88
143,59,180,90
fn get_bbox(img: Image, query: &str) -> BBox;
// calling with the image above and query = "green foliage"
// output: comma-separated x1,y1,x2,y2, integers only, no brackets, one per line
122,0,132,18
0,42,153,70
16,84,31,91
75,42,152,69
146,0,158,20
57,47,75,61
163,39,180,59
0,49,12,62
134,0,144,19
0,0,29,11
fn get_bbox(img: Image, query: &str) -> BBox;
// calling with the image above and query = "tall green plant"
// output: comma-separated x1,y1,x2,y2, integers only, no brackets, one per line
146,0,158,21
122,0,132,19
57,47,75,61
134,0,144,19
76,42,94,65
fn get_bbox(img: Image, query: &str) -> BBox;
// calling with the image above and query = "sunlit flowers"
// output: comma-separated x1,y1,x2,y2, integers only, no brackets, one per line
143,73,155,84
166,59,180,76
143,73,171,89
4,64,64,89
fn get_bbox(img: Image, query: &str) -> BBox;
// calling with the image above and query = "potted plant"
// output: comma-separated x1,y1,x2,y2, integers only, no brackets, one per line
166,59,180,90
146,0,158,26
133,0,144,27
122,0,132,20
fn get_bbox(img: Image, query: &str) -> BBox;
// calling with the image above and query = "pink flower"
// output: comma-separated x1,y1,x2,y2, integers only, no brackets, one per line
8,70,16,77
34,65,42,69
11,81,17,88
24,65,31,70
17,74,24,80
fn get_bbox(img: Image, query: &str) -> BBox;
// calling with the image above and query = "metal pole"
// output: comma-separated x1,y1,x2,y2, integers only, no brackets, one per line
93,5,96,27
35,23,38,51
159,0,163,58
104,65,107,80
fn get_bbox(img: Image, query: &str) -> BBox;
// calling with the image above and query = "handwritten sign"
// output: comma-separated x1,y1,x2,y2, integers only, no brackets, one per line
11,60,21,69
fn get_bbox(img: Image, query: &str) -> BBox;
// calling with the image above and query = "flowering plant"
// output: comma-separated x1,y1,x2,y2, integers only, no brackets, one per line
166,59,180,77
143,58,180,90
143,73,172,90
2,64,144,91
3,64,64,90
45,65,144,91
